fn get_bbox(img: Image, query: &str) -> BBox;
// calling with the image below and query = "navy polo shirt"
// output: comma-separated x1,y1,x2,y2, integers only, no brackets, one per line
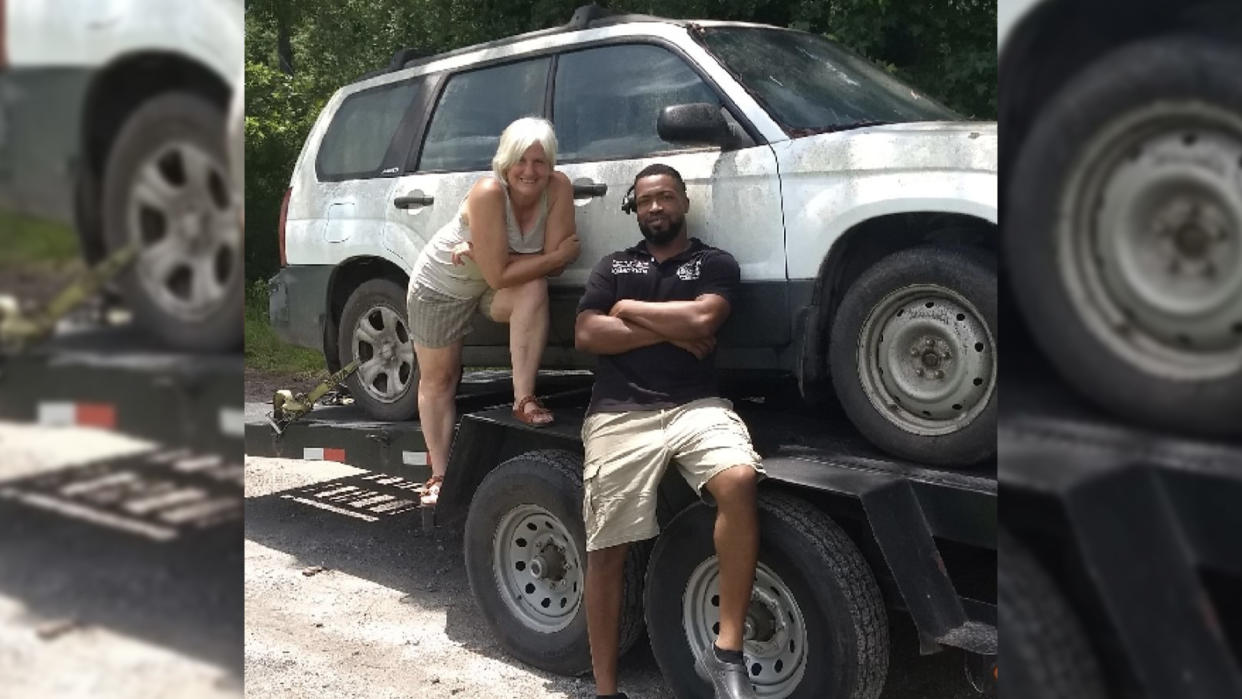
577,238,740,414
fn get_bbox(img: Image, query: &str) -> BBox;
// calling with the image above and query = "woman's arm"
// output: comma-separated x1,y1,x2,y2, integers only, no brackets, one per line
541,172,578,272
465,176,578,289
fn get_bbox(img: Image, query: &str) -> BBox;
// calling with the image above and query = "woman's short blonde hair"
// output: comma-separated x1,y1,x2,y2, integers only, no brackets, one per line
492,117,558,181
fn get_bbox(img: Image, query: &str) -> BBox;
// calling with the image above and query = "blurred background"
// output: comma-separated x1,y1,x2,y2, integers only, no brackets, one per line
998,1,1242,697
0,1,243,697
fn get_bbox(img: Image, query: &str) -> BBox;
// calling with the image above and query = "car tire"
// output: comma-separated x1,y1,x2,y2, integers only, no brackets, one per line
102,92,242,351
829,246,997,466
999,530,1106,699
1006,37,1242,435
463,450,648,676
644,492,888,699
337,278,419,421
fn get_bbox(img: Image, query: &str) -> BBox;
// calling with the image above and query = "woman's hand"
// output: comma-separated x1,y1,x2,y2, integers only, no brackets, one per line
451,241,475,266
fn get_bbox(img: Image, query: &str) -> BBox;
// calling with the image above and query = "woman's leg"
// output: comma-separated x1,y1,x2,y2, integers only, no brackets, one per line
412,340,464,478
487,277,549,405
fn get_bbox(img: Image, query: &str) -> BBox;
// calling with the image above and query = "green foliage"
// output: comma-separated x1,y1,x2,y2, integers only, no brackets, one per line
0,209,79,266
244,279,327,372
244,0,997,282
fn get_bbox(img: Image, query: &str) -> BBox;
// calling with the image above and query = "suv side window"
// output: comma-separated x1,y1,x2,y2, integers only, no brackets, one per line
553,43,720,162
317,79,423,180
418,57,551,172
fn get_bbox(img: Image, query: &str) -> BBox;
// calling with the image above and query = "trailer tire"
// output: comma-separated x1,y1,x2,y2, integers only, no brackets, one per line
337,279,419,421
829,246,996,466
645,492,887,699
999,530,1105,699
1006,37,1242,435
463,449,647,676
102,92,242,351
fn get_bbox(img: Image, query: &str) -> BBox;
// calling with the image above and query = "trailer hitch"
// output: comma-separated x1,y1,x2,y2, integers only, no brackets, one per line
268,358,361,434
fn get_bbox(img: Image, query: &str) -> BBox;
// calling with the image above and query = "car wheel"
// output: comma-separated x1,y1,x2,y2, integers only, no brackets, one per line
644,492,888,699
1007,37,1242,435
999,530,1106,699
829,246,997,466
102,92,242,351
337,278,418,421
463,450,648,676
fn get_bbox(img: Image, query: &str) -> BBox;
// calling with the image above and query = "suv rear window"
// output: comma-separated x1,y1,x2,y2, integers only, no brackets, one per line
418,57,551,173
317,80,423,180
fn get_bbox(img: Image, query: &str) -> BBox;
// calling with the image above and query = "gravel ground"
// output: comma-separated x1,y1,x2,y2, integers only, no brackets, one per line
0,421,242,698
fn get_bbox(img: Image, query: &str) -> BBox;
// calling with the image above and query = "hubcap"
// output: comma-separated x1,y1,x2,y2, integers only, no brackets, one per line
352,306,415,404
127,141,240,320
492,505,582,633
683,557,808,698
859,284,995,436
1062,101,1242,380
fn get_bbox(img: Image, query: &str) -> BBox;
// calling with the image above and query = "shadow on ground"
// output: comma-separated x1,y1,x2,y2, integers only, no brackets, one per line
0,449,243,678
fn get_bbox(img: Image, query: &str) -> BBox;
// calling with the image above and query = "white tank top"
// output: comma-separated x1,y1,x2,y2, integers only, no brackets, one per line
411,176,549,299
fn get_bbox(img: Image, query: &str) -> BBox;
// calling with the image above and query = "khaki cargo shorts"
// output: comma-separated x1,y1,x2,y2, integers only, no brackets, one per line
406,282,497,348
580,397,765,552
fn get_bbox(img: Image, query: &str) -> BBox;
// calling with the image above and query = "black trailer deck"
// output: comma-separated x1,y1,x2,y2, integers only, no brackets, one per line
1000,345,1242,698
243,370,998,658
0,324,242,457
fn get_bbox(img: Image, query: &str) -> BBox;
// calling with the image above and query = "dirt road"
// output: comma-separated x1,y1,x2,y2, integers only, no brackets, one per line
0,422,242,698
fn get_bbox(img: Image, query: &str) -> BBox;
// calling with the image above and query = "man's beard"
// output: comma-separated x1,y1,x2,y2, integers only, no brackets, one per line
638,215,684,245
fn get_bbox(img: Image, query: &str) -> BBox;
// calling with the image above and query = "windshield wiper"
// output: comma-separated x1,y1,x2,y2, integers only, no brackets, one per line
790,120,891,137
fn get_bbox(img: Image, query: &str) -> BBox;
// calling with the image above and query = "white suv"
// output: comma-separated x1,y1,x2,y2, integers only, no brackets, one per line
0,0,244,351
271,6,998,465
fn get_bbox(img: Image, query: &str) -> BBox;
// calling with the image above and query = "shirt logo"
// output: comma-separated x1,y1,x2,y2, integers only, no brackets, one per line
675,259,702,281
612,259,651,275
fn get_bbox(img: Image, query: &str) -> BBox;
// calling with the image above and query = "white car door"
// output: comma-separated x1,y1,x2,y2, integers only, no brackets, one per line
550,42,787,350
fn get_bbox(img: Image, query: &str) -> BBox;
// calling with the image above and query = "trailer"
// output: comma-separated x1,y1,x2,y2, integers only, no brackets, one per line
999,344,1242,699
244,372,997,698
0,323,242,457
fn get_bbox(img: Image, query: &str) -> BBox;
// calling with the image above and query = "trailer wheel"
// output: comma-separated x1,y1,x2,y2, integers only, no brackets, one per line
999,530,1105,699
1006,37,1242,435
463,450,647,676
645,492,887,699
102,92,242,351
337,279,419,421
829,246,996,466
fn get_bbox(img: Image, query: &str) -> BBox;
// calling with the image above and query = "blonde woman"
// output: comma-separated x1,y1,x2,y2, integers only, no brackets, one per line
407,117,580,505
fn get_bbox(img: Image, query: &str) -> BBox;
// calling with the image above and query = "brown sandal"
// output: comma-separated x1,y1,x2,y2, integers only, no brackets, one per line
513,395,554,427
420,474,444,507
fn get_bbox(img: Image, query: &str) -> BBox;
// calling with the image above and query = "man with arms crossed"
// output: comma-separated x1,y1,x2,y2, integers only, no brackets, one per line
575,164,764,699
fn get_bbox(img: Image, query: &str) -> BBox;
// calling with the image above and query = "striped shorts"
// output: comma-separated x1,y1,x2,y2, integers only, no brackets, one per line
406,282,497,348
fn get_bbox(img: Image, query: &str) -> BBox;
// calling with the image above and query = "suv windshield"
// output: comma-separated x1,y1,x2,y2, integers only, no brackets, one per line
698,26,960,133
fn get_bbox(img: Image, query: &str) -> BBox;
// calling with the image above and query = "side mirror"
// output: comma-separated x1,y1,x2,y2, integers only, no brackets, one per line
657,103,745,149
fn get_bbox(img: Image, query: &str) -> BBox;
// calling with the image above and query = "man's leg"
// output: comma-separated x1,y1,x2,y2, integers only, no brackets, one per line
703,465,760,651
586,542,631,696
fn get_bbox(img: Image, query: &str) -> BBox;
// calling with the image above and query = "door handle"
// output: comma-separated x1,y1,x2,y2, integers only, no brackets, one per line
393,194,434,209
572,182,607,198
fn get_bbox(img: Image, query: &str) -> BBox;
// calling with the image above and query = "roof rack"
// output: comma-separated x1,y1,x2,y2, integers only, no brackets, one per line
361,3,678,81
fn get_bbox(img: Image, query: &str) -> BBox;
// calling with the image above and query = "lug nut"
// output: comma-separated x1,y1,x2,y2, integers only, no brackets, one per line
934,370,945,379
925,338,936,348
915,368,925,377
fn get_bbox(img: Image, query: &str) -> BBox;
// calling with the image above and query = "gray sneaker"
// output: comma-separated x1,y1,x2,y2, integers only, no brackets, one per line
695,647,758,699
